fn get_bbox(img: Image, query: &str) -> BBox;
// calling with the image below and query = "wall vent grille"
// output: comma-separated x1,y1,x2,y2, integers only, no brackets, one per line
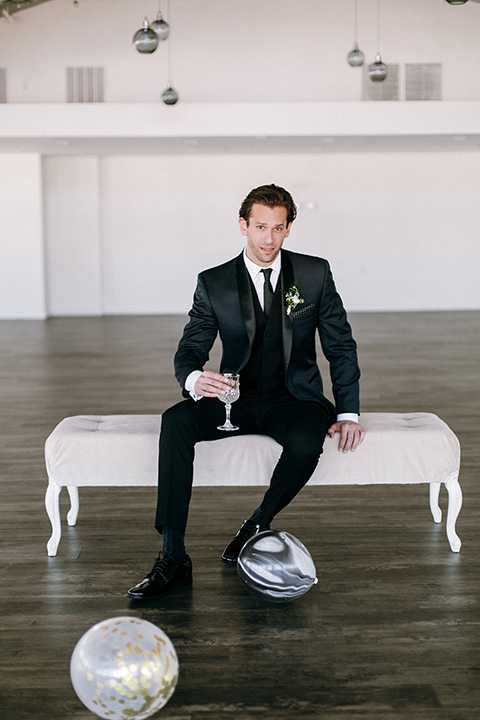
66,67,104,103
0,69,6,103
363,64,399,101
405,64,442,101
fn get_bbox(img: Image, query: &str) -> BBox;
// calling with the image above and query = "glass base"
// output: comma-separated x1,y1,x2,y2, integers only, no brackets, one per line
217,422,239,431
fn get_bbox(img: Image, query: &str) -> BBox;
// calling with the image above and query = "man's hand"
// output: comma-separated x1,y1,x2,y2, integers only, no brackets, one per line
328,420,365,453
194,370,235,398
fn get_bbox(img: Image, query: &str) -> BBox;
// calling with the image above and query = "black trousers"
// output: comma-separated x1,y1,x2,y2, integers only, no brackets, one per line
155,394,331,534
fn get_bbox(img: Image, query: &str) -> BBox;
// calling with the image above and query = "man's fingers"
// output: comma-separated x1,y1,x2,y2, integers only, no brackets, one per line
194,371,234,397
329,421,365,453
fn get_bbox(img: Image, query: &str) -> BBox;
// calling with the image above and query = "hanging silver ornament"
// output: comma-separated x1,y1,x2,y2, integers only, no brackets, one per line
368,53,388,82
133,17,159,54
347,0,365,67
162,83,179,105
151,11,170,40
347,43,365,67
445,1,469,5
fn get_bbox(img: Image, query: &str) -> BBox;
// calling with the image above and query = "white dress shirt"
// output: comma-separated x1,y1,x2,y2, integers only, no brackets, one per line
184,250,358,424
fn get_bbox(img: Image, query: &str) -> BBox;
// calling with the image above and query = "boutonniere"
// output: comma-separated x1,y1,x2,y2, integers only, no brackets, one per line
284,285,305,315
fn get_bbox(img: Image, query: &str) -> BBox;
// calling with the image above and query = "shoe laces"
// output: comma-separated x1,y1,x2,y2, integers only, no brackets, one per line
237,520,262,540
151,553,174,574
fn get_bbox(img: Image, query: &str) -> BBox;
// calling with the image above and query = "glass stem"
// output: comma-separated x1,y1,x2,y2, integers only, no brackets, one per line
225,403,232,424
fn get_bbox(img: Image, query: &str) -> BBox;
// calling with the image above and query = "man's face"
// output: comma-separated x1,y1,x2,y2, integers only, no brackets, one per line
239,203,291,267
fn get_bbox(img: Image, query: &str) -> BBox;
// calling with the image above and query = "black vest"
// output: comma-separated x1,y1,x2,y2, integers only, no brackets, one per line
240,278,292,403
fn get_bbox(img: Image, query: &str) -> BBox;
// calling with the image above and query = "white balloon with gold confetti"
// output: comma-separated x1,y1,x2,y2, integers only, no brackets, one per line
70,616,178,719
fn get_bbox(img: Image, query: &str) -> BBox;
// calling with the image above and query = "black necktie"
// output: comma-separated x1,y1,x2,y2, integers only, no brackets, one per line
261,268,274,317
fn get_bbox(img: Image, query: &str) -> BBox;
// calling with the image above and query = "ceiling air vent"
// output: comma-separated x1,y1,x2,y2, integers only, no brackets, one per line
405,64,442,101
363,64,399,101
0,69,6,103
66,67,104,103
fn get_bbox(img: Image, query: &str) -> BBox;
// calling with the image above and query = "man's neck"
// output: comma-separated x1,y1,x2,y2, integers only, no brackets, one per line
243,248,282,274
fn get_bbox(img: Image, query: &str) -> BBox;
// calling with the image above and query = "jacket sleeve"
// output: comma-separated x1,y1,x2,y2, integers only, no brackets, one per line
316,262,361,414
174,273,219,390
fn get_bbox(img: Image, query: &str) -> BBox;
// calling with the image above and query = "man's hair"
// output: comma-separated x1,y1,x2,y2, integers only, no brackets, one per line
239,184,297,226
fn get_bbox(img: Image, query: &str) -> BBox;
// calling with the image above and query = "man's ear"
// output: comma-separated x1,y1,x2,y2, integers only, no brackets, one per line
238,217,248,236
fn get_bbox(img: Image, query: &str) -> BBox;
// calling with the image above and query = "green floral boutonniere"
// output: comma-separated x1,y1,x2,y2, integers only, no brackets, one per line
284,285,304,315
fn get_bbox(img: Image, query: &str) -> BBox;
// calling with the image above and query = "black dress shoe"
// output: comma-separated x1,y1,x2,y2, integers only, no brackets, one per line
221,520,266,566
127,553,192,599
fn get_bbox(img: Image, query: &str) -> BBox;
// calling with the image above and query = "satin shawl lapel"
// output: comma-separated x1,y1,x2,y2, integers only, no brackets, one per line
236,254,256,349
280,250,294,371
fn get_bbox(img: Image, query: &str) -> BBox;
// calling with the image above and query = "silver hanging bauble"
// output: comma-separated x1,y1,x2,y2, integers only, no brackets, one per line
445,1,469,5
347,43,365,67
133,17,159,54
368,53,388,82
151,11,170,40
162,83,179,105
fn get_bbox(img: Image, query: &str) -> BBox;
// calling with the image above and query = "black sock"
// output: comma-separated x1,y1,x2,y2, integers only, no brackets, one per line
161,526,187,563
248,507,271,530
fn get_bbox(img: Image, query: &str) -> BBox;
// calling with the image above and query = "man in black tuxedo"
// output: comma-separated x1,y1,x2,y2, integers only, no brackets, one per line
128,184,365,599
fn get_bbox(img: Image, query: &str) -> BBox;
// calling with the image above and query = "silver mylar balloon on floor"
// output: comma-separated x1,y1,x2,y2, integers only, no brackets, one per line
237,530,318,602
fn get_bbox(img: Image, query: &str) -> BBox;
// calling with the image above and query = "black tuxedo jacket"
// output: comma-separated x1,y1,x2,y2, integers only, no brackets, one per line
174,249,360,419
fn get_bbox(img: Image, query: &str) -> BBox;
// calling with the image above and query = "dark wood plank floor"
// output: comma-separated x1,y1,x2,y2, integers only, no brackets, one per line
0,312,479,720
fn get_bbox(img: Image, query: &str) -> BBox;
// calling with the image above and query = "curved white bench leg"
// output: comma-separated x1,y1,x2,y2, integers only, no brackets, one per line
45,482,62,557
429,483,442,523
66,486,79,526
445,476,463,553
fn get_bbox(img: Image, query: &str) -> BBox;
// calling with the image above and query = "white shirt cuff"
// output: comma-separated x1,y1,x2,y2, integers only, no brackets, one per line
336,413,359,423
185,370,204,400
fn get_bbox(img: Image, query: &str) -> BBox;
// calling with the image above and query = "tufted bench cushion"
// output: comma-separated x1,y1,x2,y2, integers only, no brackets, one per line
44,412,462,556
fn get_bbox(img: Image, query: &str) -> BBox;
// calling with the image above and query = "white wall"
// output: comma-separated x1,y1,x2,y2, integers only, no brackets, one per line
43,156,103,316
0,154,45,319
42,151,480,315
1,0,480,103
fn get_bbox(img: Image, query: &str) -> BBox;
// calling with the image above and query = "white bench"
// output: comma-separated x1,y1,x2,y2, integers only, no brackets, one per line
44,412,462,557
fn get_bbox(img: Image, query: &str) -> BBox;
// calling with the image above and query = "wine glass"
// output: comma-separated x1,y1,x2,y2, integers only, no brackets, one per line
217,373,240,431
